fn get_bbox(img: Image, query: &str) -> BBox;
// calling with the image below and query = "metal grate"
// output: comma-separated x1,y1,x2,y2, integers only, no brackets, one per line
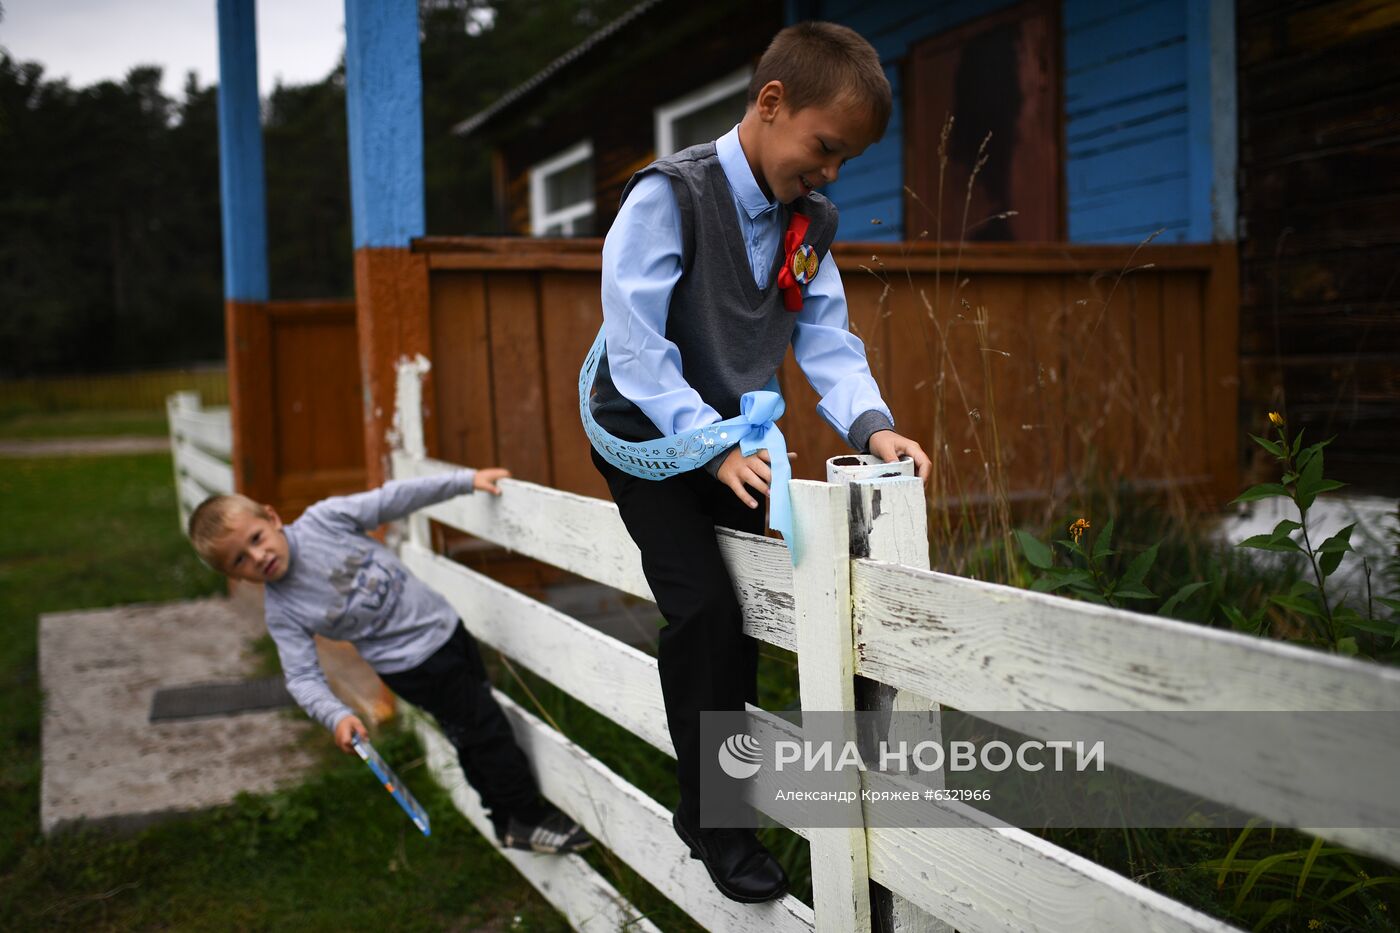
149,677,294,722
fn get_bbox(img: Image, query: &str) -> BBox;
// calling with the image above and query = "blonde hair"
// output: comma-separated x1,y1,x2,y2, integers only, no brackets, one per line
188,494,271,569
750,22,892,138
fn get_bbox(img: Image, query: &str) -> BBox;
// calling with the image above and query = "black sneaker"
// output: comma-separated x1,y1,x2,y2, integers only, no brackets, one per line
499,806,592,854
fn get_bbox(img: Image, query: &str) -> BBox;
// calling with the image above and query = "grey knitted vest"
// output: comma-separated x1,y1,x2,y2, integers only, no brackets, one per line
589,141,839,442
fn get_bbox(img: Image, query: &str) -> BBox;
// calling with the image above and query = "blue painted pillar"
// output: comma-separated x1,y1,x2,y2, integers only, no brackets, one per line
1186,0,1238,242
343,0,432,484
344,0,426,247
215,0,269,301
215,0,274,505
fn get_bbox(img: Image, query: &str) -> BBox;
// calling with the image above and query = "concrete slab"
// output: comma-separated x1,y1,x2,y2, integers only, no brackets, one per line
39,597,317,835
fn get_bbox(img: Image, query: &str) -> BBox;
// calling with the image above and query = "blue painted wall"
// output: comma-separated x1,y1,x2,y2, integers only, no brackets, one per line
215,0,268,301
344,0,426,249
1064,0,1190,243
799,0,1231,244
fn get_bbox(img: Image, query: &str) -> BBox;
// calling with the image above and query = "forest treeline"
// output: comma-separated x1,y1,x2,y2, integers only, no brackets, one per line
0,0,635,377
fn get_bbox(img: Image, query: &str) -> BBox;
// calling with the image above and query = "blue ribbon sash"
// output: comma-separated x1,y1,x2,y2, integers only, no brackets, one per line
578,327,795,554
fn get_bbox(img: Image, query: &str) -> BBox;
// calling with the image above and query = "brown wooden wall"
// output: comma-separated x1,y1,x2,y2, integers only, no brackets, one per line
226,299,366,519
414,238,1239,509
1237,0,1400,494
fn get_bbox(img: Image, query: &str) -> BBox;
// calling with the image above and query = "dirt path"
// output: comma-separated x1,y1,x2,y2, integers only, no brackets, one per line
0,436,170,458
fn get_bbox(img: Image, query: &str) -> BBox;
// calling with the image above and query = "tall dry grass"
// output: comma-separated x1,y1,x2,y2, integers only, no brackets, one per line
0,366,229,414
850,114,1208,581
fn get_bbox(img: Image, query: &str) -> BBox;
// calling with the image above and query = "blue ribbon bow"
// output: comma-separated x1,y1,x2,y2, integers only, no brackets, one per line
579,327,795,556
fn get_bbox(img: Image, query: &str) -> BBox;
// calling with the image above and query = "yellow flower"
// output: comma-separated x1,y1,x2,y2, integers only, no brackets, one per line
1068,518,1091,545
1308,921,1322,930
1268,411,1285,428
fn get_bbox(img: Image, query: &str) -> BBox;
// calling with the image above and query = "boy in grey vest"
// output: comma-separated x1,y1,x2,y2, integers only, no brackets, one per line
587,22,930,902
188,472,591,855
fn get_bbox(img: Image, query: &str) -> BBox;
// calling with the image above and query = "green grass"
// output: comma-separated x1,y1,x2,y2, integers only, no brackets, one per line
0,410,170,439
0,454,567,930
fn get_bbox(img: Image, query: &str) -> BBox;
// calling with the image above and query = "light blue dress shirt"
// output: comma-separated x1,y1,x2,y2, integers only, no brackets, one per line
600,124,893,445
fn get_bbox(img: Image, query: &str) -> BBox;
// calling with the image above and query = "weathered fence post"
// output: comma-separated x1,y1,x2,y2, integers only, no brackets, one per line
845,473,952,933
392,355,433,550
791,479,872,932
167,391,200,531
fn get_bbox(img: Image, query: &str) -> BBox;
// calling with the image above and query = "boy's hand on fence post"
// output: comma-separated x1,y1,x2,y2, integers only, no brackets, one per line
473,467,511,496
869,430,932,482
716,448,796,508
334,714,368,753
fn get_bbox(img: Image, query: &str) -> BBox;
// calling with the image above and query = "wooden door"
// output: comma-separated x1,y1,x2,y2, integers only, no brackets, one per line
905,0,1062,242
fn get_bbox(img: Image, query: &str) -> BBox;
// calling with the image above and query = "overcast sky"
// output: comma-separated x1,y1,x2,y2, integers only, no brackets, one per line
1,0,347,97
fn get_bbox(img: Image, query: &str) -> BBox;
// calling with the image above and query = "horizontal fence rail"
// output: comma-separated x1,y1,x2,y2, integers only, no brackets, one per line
852,561,1400,714
851,559,1400,866
392,452,799,651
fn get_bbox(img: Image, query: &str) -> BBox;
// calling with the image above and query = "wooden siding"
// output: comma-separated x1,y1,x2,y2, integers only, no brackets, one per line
415,237,1240,506
1237,0,1400,492
1063,0,1193,243
811,0,1206,245
490,0,782,238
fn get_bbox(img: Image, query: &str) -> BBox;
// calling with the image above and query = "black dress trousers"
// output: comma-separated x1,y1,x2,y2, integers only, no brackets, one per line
591,447,766,829
380,624,539,832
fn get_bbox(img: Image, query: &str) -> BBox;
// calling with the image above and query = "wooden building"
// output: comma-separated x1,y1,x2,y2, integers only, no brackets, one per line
456,0,783,238
461,0,1239,247
447,0,1400,499
1236,0,1400,493
212,0,1398,531
441,0,1243,510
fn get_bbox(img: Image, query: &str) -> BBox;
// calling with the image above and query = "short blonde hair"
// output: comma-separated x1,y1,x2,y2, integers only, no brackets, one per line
188,494,270,569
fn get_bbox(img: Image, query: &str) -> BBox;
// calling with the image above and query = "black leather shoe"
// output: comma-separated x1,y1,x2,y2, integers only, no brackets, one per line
673,813,788,903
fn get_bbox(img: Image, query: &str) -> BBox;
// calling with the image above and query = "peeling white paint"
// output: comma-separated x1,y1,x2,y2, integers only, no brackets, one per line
390,353,432,459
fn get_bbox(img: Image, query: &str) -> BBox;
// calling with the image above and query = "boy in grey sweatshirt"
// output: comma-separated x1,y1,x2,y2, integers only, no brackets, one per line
189,470,589,854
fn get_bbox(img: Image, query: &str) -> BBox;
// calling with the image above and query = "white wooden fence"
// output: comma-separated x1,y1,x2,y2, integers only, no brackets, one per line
385,363,1400,933
166,391,234,530
162,374,1400,930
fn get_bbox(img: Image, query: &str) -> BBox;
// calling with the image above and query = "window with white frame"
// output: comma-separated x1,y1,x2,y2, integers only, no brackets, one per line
529,141,594,236
654,68,752,156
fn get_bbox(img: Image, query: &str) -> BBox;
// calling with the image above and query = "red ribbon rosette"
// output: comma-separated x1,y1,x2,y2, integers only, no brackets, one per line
776,212,815,312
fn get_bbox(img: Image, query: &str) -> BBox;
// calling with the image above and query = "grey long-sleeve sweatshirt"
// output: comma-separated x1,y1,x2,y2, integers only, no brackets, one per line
264,469,477,731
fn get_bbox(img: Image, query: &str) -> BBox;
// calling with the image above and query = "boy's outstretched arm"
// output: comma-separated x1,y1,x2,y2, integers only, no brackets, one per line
791,254,930,480
316,467,510,531
267,612,360,742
